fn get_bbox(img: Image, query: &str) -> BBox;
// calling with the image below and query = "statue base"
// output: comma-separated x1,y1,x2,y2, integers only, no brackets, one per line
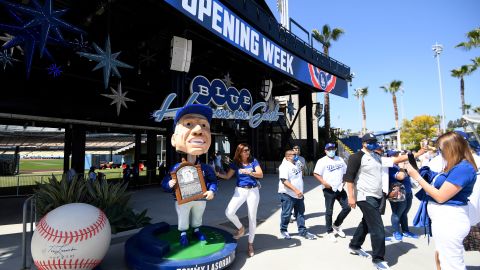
125,222,236,270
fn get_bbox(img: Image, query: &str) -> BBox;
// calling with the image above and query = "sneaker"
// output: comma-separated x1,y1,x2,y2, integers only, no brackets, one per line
332,225,346,238
290,214,296,223
393,231,403,241
180,234,189,247
301,232,316,240
349,247,372,258
280,231,291,239
194,230,206,241
327,232,337,243
402,231,419,239
373,260,391,270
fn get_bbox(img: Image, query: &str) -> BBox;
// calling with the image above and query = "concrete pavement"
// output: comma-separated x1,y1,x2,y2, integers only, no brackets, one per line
1,174,479,269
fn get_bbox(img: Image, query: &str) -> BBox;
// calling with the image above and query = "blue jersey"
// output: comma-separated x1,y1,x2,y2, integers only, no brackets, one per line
230,158,260,187
388,165,412,194
162,161,218,200
428,160,476,206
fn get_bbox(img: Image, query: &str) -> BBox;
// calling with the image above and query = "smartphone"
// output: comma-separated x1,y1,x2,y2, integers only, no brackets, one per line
407,152,419,170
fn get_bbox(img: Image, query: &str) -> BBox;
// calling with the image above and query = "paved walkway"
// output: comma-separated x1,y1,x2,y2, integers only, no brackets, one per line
1,174,479,269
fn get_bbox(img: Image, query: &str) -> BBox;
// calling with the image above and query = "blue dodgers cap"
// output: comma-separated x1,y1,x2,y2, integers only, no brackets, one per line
454,130,469,140
386,149,400,157
362,133,377,143
325,143,336,150
173,104,213,126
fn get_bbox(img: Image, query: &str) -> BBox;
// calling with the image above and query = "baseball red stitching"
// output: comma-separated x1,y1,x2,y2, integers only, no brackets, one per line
34,258,101,270
36,210,107,244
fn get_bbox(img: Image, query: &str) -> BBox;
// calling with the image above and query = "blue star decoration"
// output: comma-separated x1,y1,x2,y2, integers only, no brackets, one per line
0,50,15,70
287,96,296,120
78,36,134,89
101,82,135,116
0,0,85,56
47,63,62,77
0,9,55,77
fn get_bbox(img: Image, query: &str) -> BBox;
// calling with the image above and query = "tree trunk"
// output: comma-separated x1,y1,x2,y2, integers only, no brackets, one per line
361,98,366,135
460,77,465,115
392,93,399,129
324,92,330,140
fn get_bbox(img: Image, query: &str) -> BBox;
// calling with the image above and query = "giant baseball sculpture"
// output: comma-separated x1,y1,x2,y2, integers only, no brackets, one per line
31,203,111,270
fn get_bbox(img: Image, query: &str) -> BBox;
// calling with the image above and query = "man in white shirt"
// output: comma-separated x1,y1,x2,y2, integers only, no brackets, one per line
314,143,350,242
278,150,316,240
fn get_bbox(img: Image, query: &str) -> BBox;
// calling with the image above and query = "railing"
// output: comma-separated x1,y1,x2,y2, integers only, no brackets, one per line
21,195,36,270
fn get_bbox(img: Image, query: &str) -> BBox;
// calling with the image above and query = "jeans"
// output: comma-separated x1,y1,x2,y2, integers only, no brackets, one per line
323,188,351,233
349,196,385,263
390,192,413,233
279,193,307,235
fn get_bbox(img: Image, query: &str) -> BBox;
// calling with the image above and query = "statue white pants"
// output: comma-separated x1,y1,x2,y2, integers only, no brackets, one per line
175,200,206,232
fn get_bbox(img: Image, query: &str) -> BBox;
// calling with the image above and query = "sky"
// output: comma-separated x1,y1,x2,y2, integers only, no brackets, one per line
264,0,480,133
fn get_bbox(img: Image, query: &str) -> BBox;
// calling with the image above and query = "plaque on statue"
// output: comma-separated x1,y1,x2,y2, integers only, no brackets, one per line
171,162,207,205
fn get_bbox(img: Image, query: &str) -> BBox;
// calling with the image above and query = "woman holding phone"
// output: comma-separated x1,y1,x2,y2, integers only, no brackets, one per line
406,132,477,269
217,143,264,257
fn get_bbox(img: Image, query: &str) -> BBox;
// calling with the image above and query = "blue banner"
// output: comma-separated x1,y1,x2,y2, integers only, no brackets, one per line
164,0,348,98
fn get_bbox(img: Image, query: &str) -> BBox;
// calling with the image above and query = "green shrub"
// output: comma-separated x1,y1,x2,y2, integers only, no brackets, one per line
35,174,151,234
304,161,315,176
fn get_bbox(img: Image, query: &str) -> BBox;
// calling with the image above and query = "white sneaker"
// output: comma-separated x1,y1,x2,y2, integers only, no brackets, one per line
333,225,346,238
280,231,291,239
349,247,372,259
374,261,391,270
327,232,337,243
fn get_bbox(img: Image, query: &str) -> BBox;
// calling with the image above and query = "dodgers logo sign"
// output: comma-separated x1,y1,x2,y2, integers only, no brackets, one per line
152,75,283,128
308,64,337,93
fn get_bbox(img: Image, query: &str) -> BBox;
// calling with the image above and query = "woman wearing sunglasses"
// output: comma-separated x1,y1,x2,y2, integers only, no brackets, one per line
217,143,264,257
406,131,477,270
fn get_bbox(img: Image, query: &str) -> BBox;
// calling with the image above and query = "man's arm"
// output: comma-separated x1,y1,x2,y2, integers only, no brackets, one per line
344,152,363,209
281,178,303,199
313,173,331,189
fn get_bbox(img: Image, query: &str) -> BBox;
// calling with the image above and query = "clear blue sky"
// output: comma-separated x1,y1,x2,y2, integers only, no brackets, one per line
265,0,480,133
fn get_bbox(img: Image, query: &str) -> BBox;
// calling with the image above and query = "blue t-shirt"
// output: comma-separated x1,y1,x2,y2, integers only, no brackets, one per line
161,161,218,200
427,160,476,206
388,165,412,194
230,158,260,187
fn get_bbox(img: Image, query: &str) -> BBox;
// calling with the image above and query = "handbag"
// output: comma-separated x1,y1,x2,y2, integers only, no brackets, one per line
388,182,406,202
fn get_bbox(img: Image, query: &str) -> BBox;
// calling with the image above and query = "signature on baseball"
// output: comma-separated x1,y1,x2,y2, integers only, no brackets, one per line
48,244,78,259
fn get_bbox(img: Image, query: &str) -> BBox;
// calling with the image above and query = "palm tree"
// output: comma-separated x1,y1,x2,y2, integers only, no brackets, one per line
473,106,480,114
380,80,403,129
455,27,480,50
451,65,475,115
472,57,480,69
354,87,368,135
312,24,345,140
463,103,472,115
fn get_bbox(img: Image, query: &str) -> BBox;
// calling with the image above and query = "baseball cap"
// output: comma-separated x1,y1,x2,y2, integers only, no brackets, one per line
386,149,400,157
454,130,469,140
173,104,213,126
362,133,377,143
325,143,336,150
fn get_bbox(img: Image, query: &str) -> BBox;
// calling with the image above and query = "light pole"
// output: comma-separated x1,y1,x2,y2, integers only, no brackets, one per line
432,42,446,133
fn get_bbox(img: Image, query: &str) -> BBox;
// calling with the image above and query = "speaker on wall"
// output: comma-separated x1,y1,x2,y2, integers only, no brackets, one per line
170,36,192,72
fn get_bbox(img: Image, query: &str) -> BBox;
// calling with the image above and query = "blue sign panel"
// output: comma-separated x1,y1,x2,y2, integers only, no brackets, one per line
164,0,348,98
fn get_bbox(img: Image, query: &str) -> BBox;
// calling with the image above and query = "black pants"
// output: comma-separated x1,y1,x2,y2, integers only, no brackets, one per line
323,188,351,233
349,196,385,263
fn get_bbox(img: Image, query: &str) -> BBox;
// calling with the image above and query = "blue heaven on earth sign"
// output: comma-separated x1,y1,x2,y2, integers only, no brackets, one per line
152,75,283,128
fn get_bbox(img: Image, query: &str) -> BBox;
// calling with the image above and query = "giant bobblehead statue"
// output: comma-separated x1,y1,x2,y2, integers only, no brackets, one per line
162,104,218,246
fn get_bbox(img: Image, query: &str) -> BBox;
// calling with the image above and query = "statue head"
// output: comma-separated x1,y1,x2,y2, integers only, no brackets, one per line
171,104,213,156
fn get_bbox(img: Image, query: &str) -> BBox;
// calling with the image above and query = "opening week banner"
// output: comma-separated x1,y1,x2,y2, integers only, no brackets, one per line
164,0,348,98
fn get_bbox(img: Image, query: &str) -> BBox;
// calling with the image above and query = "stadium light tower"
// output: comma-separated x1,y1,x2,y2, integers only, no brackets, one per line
432,42,446,133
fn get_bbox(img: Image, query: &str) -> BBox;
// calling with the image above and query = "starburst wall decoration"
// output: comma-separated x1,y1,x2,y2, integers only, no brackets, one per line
287,95,296,120
101,82,135,116
47,63,62,77
78,36,133,89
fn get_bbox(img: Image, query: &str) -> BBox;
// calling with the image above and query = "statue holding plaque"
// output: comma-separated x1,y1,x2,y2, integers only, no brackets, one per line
162,104,218,247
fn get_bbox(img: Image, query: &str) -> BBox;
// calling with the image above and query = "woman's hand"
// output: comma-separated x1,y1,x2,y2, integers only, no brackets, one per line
405,163,421,180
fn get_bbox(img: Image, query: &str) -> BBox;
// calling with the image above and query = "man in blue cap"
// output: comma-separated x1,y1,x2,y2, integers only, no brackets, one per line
162,104,218,247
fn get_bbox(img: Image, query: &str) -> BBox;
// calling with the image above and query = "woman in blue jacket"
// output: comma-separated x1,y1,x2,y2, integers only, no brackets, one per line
407,131,477,270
